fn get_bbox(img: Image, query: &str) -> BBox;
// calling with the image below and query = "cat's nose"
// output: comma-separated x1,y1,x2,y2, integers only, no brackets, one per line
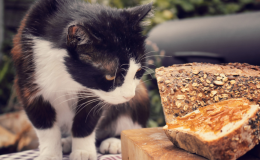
123,95,134,100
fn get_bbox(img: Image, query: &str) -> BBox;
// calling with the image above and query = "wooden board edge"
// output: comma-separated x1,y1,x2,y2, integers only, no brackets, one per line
121,130,153,160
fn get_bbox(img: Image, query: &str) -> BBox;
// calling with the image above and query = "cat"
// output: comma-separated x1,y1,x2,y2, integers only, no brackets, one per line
11,0,152,160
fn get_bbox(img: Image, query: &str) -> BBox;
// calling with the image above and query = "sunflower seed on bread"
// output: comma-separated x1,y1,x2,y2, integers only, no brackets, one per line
155,63,260,123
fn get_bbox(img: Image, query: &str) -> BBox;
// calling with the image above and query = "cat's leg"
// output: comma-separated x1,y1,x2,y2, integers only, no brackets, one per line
34,125,62,160
24,96,62,160
70,100,102,160
70,132,96,160
62,136,72,154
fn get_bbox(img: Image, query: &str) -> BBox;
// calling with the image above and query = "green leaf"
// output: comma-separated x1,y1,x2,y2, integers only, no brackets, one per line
147,119,158,127
225,3,241,13
0,61,10,83
190,0,204,5
178,1,195,12
239,0,254,5
156,0,170,8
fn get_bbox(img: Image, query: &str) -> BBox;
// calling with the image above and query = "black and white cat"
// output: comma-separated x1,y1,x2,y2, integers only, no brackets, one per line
11,0,151,159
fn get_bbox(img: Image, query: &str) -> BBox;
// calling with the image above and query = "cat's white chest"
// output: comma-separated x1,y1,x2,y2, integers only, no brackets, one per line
32,37,86,133
49,93,76,134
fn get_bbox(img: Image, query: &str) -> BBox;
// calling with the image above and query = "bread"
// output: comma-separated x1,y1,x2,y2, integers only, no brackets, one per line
155,63,260,123
163,98,260,160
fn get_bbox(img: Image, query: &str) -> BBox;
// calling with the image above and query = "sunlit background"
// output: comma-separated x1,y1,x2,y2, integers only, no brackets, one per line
0,0,260,155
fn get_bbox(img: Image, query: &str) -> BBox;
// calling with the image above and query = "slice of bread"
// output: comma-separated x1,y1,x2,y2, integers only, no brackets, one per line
155,63,260,123
163,99,260,160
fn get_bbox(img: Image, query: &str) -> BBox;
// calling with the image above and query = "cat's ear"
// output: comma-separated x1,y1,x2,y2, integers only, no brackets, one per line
127,3,153,27
67,25,100,48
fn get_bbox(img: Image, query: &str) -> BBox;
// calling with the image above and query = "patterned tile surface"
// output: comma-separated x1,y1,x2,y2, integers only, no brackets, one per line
0,150,121,160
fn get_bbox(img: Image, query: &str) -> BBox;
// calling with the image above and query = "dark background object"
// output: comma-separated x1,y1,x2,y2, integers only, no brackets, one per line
146,11,260,66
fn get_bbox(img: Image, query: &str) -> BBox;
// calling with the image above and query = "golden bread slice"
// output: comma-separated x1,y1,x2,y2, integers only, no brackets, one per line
164,99,260,160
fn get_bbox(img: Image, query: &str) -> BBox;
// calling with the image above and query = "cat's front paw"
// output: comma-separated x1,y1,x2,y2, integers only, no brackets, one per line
70,150,97,160
34,155,61,160
99,138,121,154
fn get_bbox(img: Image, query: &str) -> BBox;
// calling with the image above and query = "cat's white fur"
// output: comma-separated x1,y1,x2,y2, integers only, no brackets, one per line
99,138,121,154
32,38,142,160
34,124,62,160
70,132,97,160
115,115,142,135
90,59,140,104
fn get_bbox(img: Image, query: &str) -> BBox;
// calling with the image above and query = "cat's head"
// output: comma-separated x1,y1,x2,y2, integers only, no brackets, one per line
65,3,152,104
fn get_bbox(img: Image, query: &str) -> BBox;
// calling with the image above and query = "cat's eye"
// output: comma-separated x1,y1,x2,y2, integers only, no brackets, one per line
105,75,115,81
137,68,142,72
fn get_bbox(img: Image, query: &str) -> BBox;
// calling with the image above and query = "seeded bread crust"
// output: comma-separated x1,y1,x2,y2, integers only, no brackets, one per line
163,105,260,160
155,63,260,123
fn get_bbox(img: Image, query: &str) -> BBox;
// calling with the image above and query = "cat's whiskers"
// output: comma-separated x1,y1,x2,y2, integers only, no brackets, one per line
140,79,153,84
137,50,156,63
56,96,79,107
56,95,92,111
139,55,172,62
54,92,95,106
93,102,103,116
96,102,109,114
141,66,154,78
71,95,97,110
120,64,129,68
142,71,154,78
50,92,79,105
75,98,100,116
53,90,98,110
53,91,78,101
141,66,154,73
120,68,127,72
56,95,98,113
141,68,151,74
75,96,99,109
93,101,106,116
84,100,104,122
50,88,95,95
143,72,154,76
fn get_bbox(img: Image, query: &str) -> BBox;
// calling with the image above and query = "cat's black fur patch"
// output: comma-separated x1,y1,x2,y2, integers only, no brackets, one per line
72,96,103,138
24,96,56,129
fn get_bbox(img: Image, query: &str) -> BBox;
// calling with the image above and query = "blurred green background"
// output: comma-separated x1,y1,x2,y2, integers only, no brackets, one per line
1,0,260,127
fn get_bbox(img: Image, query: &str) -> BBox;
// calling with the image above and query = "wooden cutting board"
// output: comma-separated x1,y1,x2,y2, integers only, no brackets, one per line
121,127,260,160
